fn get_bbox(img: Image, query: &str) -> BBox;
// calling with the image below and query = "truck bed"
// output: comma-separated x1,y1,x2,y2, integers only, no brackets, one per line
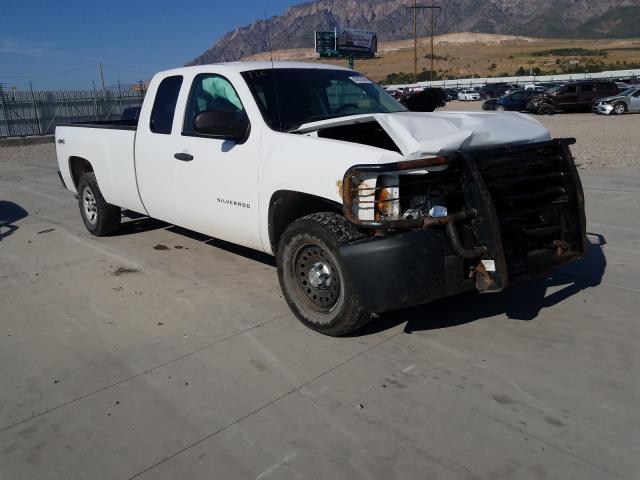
55,124,145,214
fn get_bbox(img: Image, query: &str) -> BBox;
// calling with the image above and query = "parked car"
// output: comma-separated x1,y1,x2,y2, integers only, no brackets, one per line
479,84,509,99
482,90,537,111
402,88,447,111
592,85,640,115
444,88,459,101
527,80,619,114
55,62,586,336
120,106,141,121
458,89,480,101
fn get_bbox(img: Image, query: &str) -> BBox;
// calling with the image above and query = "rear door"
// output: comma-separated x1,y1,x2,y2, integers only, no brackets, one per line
577,83,595,107
135,74,184,224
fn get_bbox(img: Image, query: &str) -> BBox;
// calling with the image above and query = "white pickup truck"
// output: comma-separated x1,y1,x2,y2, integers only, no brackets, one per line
56,62,587,336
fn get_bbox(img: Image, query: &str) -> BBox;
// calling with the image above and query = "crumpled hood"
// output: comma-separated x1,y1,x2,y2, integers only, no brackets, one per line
296,111,551,160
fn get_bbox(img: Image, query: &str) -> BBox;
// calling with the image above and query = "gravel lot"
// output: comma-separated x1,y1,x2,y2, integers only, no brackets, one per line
1,107,638,169
443,101,640,168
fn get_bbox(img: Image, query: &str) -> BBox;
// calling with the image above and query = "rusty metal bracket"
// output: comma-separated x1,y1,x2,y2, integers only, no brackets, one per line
341,154,488,260
342,155,456,229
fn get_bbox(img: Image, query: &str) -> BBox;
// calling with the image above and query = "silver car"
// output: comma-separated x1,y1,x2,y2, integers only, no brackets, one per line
593,85,640,115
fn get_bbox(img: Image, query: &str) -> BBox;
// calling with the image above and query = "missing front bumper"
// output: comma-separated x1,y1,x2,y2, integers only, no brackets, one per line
339,139,587,313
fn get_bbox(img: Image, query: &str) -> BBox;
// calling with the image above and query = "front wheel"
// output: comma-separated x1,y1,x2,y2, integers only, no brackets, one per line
277,213,371,336
495,104,505,112
612,102,627,115
77,172,121,236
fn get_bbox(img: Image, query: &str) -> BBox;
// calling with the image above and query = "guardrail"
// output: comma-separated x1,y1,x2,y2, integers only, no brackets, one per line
0,88,144,138
385,68,640,90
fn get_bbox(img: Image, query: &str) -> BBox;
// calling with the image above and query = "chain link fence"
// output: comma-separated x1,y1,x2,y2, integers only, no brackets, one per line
0,87,145,138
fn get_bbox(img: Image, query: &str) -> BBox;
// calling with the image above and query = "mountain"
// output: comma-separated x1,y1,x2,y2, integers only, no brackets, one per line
188,0,640,65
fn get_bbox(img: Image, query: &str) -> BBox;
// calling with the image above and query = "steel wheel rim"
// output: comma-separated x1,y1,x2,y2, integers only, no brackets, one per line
82,186,98,225
292,243,340,313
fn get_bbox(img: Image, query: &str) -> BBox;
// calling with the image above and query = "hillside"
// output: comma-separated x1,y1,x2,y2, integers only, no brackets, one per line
189,0,640,65
242,33,640,83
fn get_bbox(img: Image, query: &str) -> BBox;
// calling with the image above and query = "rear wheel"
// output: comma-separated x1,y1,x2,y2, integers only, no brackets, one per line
612,102,627,115
77,172,121,236
277,212,371,336
495,104,505,112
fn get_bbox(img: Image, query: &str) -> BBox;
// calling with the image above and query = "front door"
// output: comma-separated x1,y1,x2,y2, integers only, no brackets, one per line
557,84,578,108
170,73,263,251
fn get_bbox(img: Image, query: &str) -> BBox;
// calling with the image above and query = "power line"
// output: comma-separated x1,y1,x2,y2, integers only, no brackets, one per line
406,2,441,80
1,64,98,79
100,63,149,75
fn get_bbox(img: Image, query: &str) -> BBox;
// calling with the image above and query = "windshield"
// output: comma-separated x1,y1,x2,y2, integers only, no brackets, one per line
241,68,407,132
619,88,636,96
546,86,561,94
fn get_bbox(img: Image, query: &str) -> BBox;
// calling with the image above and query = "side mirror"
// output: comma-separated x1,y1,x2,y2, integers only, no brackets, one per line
193,109,250,143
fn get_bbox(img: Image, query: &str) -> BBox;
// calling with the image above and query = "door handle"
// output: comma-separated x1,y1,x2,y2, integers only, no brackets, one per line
174,153,193,162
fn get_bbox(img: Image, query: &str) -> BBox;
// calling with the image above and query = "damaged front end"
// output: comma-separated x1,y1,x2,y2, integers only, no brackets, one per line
338,139,587,313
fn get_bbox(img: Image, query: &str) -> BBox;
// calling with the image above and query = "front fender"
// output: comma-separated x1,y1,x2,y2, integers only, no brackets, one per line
258,130,401,252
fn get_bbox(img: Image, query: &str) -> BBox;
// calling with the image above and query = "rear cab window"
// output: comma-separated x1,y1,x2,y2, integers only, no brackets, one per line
150,75,183,134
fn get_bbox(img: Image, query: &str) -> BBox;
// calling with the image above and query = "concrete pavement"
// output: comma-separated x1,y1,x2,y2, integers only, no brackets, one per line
1,151,638,479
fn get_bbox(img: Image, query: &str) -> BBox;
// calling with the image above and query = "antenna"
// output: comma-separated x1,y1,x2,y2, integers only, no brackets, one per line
264,11,274,64
264,11,282,130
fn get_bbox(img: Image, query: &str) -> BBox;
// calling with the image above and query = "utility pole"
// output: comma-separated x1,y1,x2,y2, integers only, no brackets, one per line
406,2,441,81
430,2,440,82
99,63,106,92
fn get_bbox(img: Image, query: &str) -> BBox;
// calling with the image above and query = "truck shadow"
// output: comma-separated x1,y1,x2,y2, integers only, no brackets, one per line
356,233,607,336
0,201,28,242
117,211,276,266
117,210,170,235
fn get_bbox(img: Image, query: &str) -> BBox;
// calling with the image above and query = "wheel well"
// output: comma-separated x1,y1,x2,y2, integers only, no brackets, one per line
69,156,93,188
268,190,342,253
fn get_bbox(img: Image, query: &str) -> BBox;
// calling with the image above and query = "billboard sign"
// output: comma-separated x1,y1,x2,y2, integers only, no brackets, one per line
315,28,377,58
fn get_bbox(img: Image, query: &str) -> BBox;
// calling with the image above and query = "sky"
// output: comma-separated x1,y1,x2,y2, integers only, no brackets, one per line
0,0,298,90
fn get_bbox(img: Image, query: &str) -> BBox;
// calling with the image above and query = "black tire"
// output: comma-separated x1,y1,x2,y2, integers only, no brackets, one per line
538,103,554,115
612,102,627,115
277,212,371,336
77,172,121,236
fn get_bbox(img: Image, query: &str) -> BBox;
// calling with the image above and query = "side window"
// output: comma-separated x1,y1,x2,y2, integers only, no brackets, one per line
183,74,245,135
633,90,640,98
580,83,593,92
565,85,577,93
150,76,183,134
